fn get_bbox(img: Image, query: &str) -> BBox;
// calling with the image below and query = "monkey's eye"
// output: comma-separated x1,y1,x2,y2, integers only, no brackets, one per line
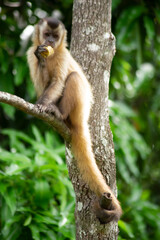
44,32,50,37
53,34,59,39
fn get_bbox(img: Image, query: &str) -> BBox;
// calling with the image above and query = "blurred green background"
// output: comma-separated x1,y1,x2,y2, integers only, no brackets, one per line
0,0,160,239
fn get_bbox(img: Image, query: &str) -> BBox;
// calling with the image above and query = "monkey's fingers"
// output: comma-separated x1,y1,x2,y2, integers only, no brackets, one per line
36,104,47,113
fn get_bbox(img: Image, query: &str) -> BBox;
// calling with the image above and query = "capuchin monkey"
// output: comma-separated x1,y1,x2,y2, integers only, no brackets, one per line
27,17,122,224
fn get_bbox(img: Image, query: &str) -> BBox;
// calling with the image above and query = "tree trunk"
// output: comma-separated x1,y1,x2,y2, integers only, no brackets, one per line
66,0,119,239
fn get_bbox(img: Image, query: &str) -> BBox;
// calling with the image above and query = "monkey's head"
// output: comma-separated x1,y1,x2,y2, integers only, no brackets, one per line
32,17,67,49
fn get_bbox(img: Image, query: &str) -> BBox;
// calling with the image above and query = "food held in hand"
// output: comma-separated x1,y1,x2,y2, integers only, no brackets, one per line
40,46,54,58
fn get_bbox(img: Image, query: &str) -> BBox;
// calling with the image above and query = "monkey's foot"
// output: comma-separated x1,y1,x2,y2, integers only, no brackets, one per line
36,103,63,119
44,104,63,120
94,192,122,224
36,104,47,113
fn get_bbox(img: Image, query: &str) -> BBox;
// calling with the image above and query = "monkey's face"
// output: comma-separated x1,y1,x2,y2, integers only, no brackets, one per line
38,17,66,49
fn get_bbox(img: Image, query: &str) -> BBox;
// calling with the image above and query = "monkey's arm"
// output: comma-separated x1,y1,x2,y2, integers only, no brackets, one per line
36,80,65,120
37,80,64,105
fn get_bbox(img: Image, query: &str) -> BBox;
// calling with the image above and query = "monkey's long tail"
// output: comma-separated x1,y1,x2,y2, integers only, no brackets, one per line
71,125,111,197
71,125,122,223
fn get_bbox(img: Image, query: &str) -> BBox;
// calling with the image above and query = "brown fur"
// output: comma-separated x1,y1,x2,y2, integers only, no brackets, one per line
27,18,122,223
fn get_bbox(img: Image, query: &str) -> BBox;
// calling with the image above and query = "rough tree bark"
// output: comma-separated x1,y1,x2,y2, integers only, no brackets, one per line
66,0,119,239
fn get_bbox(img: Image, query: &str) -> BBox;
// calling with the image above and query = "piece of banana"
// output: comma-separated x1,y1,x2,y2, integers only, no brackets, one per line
40,46,54,58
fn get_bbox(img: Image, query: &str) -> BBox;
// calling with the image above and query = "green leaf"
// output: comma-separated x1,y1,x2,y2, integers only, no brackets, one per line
110,100,136,117
24,215,32,226
132,212,147,239
0,150,31,164
118,220,134,238
1,199,12,227
112,0,121,11
0,72,14,93
0,50,10,74
45,230,57,240
5,163,30,175
3,188,17,215
59,215,67,227
34,214,57,225
116,6,146,31
32,125,43,142
29,225,40,240
2,104,15,120
2,129,34,145
2,215,22,235
34,179,51,207
0,182,7,194
3,224,21,240
116,6,146,50
143,16,155,40
117,157,132,184
14,59,27,86
134,63,155,91
155,8,160,24
54,146,65,156
27,78,36,99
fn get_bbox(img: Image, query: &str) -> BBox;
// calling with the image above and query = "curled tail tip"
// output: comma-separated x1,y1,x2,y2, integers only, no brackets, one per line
96,208,122,224
94,192,122,224
94,201,122,224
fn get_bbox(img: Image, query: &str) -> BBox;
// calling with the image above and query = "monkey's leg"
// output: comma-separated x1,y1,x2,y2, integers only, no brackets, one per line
58,72,78,120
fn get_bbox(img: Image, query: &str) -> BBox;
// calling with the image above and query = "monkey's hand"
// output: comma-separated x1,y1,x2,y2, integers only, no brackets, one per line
34,44,48,60
34,45,54,59
36,103,63,120
94,192,122,224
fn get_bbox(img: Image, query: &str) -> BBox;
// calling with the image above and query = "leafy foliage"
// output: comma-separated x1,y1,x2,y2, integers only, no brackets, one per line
0,126,75,240
111,0,160,239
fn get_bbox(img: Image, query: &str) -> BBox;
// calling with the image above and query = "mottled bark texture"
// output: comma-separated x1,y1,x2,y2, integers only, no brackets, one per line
66,0,119,239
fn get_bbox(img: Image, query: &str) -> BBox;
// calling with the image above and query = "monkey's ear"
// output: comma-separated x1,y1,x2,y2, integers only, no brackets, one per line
32,24,41,46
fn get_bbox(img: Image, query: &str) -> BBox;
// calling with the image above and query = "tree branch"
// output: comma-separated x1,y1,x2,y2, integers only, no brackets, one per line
0,91,71,143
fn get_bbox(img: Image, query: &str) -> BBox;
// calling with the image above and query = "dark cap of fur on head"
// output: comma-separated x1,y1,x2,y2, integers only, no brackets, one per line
38,17,65,30
44,17,61,29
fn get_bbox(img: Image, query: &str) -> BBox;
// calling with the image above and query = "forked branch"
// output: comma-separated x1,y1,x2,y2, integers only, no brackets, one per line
0,91,71,142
